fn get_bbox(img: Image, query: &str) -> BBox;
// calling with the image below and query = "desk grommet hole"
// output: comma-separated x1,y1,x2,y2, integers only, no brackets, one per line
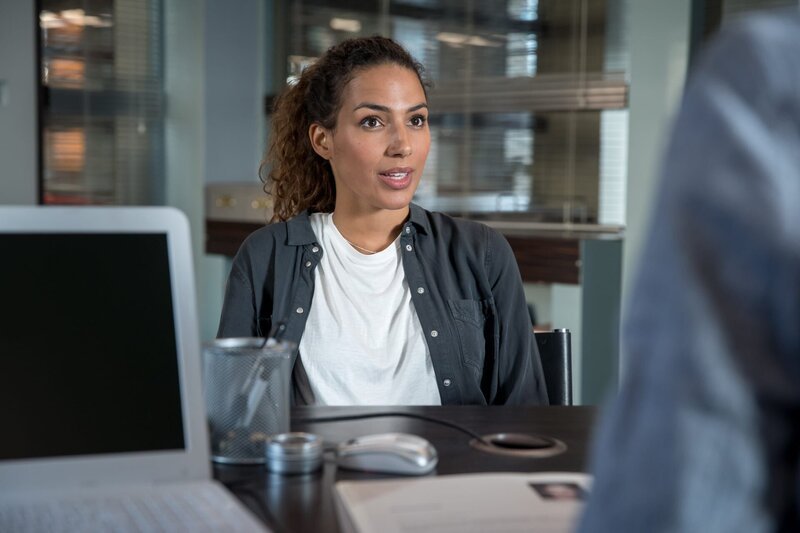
470,433,566,458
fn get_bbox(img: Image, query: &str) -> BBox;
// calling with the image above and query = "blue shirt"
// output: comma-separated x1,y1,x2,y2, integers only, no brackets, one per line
580,10,800,532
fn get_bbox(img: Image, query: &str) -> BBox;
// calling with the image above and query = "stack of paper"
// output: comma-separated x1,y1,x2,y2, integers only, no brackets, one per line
335,472,591,533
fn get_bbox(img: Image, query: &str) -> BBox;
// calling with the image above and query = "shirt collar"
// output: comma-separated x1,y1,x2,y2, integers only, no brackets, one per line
286,211,317,245
286,203,431,245
408,203,430,235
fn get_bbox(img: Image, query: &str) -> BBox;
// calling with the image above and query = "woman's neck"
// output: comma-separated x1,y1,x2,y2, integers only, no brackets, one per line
331,206,409,254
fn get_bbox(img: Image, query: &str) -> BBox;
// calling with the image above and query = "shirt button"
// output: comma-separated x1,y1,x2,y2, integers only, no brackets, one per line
405,226,411,234
443,379,452,387
305,261,312,267
311,246,319,253
430,330,438,338
417,287,425,294
296,307,304,314
405,244,413,252
278,324,286,331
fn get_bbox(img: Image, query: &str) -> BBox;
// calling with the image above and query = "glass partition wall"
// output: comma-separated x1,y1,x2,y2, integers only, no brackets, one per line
276,0,629,226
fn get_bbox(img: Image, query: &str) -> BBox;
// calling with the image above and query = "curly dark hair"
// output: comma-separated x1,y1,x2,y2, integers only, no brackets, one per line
262,36,429,221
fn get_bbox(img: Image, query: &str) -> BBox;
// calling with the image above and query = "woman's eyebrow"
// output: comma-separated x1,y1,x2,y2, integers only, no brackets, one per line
352,102,428,113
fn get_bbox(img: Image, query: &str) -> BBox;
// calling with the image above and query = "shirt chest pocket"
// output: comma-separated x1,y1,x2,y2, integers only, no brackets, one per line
447,299,488,373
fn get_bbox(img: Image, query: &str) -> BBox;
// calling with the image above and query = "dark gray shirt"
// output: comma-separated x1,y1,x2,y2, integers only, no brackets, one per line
218,203,548,405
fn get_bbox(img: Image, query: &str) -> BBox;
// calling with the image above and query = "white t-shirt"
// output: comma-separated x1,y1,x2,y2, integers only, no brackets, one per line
298,213,442,406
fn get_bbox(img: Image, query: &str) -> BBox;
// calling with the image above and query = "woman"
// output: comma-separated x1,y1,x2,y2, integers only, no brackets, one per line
218,36,548,406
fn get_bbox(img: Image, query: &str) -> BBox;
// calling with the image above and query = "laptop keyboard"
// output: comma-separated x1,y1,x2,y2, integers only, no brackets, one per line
0,481,267,533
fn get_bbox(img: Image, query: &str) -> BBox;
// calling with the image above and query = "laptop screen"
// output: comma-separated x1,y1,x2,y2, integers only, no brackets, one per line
0,233,186,461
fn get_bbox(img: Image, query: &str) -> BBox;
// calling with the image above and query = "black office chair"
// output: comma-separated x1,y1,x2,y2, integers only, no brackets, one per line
534,329,573,406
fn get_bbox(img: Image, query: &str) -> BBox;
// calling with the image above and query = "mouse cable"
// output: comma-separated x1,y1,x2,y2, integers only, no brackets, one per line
293,411,490,445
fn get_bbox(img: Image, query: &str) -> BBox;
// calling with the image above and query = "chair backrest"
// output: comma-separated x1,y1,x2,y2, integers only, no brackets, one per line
534,329,573,406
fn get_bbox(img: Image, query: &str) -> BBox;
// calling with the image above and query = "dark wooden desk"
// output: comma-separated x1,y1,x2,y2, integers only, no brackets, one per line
214,405,596,533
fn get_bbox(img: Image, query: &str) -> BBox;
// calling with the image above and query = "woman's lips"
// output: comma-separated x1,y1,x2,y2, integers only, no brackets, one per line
378,168,414,189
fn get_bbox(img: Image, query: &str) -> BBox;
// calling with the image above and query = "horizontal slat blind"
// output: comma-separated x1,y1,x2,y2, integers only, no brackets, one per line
284,0,629,224
41,0,164,205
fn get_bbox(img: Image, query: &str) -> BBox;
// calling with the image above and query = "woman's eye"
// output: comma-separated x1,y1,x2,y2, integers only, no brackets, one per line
410,115,427,127
360,117,382,129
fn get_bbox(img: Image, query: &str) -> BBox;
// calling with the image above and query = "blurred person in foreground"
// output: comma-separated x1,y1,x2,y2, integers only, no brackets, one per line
579,9,800,532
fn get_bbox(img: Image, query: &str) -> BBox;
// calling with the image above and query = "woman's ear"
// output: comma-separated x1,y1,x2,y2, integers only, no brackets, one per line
309,123,331,160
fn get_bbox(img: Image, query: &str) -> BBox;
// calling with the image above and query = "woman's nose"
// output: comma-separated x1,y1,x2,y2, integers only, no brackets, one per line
387,126,412,157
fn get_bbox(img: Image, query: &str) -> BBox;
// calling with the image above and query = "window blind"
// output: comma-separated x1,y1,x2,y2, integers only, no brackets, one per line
281,0,629,224
40,0,164,205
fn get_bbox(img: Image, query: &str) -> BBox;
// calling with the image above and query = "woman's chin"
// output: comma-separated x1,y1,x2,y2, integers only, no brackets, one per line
378,192,416,211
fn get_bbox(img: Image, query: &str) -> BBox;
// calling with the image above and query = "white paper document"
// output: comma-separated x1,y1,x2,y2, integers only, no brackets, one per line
334,472,591,533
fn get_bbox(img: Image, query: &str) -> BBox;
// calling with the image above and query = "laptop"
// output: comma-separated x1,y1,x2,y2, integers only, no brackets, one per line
0,206,269,532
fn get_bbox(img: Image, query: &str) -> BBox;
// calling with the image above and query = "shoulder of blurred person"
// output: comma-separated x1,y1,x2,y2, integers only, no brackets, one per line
579,9,800,533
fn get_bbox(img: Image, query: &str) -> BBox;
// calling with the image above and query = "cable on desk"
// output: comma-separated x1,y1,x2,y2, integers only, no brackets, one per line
293,411,491,445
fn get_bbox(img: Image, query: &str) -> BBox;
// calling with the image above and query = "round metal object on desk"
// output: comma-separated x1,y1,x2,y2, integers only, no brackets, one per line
470,433,567,458
265,432,324,474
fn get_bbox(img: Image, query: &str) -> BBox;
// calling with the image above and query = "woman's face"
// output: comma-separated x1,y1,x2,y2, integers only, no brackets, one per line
311,64,430,215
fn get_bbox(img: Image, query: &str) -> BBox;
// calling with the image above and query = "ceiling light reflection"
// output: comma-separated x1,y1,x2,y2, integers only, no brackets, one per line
330,17,361,33
436,32,501,47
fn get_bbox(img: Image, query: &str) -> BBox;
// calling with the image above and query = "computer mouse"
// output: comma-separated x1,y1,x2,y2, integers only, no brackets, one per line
335,432,438,475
